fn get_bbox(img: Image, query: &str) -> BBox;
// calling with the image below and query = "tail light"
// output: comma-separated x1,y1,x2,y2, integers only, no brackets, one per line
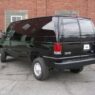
53,42,62,55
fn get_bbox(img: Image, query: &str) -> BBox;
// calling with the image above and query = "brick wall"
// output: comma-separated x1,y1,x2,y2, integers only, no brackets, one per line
88,0,95,20
0,0,95,31
0,0,37,31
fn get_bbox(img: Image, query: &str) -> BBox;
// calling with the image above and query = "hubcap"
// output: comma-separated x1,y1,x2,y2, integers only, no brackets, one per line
34,62,42,77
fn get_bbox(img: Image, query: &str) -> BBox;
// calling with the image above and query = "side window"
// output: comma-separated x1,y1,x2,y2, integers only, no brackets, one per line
34,30,56,42
79,19,94,36
60,18,80,42
11,32,22,41
34,17,56,43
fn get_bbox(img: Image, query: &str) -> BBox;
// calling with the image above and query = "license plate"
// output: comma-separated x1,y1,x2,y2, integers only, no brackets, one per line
83,44,90,51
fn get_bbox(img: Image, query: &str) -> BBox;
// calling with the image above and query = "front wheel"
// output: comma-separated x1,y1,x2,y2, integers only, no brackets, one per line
32,57,49,81
70,67,83,73
1,49,7,62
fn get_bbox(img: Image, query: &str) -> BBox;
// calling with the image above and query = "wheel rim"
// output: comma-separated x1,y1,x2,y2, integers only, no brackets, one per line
34,62,42,77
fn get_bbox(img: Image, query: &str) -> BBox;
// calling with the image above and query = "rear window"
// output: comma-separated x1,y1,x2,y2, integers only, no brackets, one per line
60,18,80,42
62,18,80,37
79,19,94,36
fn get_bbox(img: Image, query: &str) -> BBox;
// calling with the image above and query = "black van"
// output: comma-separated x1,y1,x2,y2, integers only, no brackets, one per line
0,16,95,80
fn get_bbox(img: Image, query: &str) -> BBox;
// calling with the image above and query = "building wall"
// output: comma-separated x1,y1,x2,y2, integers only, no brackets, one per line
47,0,87,16
88,0,95,20
0,0,37,30
0,0,95,31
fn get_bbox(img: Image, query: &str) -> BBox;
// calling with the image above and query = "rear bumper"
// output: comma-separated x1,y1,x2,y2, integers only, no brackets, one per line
43,56,95,69
55,58,95,69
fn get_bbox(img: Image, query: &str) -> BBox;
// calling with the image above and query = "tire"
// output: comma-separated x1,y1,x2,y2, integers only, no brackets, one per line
70,67,83,73
32,57,49,81
1,49,7,62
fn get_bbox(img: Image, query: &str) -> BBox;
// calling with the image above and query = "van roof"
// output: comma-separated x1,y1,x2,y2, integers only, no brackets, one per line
10,15,90,25
6,16,91,36
32,15,90,19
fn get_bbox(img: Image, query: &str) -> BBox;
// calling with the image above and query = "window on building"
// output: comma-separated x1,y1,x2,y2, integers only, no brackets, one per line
11,15,23,22
55,10,79,17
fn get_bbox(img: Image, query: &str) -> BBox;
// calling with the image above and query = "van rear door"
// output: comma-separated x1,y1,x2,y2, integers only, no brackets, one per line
79,19,95,56
59,17,82,58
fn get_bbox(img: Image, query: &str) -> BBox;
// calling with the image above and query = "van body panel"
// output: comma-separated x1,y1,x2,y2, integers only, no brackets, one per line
0,16,95,68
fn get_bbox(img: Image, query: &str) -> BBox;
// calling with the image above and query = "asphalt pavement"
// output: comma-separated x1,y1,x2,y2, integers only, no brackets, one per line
0,56,95,95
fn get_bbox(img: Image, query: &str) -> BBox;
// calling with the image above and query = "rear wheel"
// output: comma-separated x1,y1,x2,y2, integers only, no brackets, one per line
70,67,83,73
32,57,49,81
1,49,7,62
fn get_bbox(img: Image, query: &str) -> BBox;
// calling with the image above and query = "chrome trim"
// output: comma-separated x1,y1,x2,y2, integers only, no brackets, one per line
55,58,95,65
43,55,93,60
43,56,79,60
